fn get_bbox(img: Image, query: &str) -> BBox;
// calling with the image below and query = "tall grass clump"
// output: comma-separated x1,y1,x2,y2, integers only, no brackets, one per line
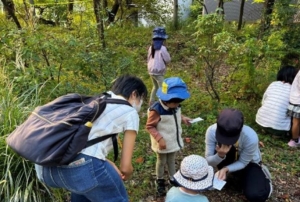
0,59,62,202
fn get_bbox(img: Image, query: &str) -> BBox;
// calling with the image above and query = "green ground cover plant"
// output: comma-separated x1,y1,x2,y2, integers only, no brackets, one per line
1,2,300,201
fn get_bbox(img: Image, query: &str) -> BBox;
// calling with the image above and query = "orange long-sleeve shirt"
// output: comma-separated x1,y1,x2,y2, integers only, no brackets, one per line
146,110,163,142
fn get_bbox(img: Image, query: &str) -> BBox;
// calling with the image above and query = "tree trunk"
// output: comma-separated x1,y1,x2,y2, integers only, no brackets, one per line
108,0,120,23
260,0,275,35
23,0,35,26
237,0,245,30
29,0,35,17
67,0,74,27
93,0,106,48
218,0,225,15
1,0,22,29
68,0,74,13
128,10,138,26
2,0,14,19
23,0,29,23
104,0,108,11
174,0,178,29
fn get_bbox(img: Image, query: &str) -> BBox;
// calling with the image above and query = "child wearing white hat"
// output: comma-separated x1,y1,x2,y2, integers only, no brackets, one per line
165,155,214,202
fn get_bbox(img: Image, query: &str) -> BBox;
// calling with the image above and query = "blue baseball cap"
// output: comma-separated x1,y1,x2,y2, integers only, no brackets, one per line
152,27,168,39
156,77,190,101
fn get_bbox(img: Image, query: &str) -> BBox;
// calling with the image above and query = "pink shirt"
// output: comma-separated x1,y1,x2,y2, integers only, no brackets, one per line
147,45,171,75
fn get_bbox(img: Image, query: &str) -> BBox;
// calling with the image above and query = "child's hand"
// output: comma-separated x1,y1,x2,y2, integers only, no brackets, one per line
158,138,166,150
181,116,192,126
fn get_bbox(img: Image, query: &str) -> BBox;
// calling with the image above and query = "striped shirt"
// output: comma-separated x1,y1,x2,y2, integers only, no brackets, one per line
80,91,139,160
256,81,291,131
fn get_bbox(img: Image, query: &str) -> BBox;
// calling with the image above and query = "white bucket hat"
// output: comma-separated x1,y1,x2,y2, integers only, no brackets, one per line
173,155,214,191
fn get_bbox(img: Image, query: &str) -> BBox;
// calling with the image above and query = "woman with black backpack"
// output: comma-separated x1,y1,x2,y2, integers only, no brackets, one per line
35,75,147,202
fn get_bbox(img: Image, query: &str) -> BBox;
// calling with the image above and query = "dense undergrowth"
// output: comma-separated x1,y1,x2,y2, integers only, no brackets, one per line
1,3,300,201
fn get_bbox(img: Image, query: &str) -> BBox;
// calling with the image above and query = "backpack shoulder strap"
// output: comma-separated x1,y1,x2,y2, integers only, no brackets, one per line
90,93,131,121
100,92,132,106
85,134,116,148
85,95,132,162
105,98,132,106
85,134,119,162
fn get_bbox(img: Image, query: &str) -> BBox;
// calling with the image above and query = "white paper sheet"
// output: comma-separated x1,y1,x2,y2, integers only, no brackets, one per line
188,117,204,123
213,172,227,190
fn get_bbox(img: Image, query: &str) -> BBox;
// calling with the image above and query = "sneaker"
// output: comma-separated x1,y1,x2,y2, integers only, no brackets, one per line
156,179,166,197
287,139,300,147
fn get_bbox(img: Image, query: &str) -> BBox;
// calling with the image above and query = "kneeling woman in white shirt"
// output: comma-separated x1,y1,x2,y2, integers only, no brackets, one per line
256,65,298,137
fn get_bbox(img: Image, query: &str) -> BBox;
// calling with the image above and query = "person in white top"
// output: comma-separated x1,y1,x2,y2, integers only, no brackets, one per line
37,75,148,202
256,65,298,137
287,68,300,147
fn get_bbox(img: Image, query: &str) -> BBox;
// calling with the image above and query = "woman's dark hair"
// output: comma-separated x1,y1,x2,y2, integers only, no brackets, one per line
276,65,299,84
151,44,155,58
111,75,148,99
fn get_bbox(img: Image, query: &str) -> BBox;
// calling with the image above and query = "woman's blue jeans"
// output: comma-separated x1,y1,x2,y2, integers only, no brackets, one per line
41,153,128,202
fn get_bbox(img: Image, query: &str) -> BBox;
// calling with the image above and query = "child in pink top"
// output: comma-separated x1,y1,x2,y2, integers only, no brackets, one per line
147,27,171,106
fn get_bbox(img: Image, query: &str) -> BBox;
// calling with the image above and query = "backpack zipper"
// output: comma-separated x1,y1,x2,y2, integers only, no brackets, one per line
32,112,72,126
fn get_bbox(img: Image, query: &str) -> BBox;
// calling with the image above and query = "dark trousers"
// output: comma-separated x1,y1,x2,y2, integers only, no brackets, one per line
243,163,271,202
217,146,271,202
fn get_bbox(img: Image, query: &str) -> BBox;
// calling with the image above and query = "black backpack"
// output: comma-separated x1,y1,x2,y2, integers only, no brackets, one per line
6,93,131,166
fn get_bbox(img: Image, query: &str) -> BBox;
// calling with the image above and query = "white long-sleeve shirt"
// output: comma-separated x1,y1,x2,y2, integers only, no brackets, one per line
256,81,292,131
290,70,300,105
205,124,261,173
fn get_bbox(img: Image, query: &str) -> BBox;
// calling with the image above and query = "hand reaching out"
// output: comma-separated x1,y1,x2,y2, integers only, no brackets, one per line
216,167,229,180
181,116,192,126
259,141,264,147
216,144,232,158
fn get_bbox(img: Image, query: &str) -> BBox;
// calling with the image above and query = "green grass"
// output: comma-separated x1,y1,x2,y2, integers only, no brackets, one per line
1,21,300,201
0,73,54,201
